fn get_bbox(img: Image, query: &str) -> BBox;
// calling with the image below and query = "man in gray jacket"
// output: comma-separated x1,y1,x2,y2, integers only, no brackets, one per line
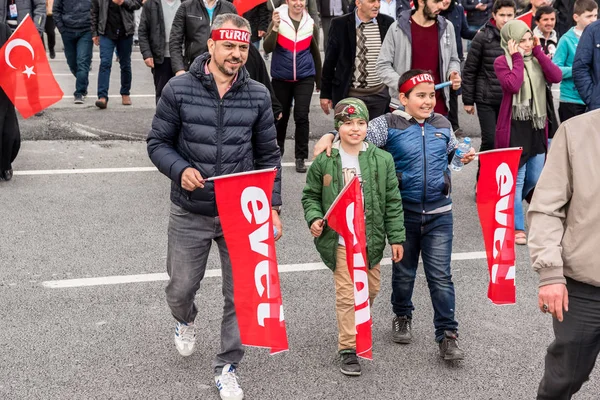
376,0,462,112
528,109,600,399
0,0,45,32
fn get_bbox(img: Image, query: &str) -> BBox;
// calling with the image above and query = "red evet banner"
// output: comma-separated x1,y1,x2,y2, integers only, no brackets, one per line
233,0,267,16
0,15,63,118
213,168,288,354
476,148,522,305
325,176,373,359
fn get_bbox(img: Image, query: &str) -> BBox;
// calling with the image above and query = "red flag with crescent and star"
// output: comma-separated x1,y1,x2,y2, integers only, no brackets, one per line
0,14,63,119
233,0,267,16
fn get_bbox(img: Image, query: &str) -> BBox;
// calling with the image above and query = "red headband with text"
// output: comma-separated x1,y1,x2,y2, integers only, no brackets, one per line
211,29,251,43
399,73,435,94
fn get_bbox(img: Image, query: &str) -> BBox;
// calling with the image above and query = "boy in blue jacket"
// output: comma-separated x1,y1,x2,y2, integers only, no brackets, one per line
554,0,598,121
314,69,475,361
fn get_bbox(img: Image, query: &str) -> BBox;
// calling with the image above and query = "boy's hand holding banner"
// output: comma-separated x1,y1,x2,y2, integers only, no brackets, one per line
476,148,522,305
325,176,373,359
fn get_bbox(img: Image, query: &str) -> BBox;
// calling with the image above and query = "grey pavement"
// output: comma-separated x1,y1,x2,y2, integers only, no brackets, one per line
2,138,599,400
0,36,593,400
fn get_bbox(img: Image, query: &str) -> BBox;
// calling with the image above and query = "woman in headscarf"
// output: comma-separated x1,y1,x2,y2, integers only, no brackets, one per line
0,21,20,182
494,19,562,245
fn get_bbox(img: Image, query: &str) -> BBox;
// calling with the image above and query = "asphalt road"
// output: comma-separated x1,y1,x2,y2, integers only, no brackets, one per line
1,41,594,400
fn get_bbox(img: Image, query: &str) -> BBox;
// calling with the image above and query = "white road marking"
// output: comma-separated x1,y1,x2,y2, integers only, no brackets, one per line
42,251,486,289
14,162,312,176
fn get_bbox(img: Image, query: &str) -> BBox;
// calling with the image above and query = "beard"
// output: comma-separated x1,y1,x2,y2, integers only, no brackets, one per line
423,3,438,20
216,57,243,76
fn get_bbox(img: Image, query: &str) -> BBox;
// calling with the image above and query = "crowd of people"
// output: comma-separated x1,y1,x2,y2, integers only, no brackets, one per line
1,0,600,399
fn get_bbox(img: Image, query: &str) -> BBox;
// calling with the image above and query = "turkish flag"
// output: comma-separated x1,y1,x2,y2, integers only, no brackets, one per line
0,15,63,119
213,168,289,354
476,148,522,305
234,0,267,16
325,176,373,359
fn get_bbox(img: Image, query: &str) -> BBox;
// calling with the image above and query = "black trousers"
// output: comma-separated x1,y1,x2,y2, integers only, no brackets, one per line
152,57,174,105
349,85,391,121
448,88,460,131
44,15,55,51
537,278,600,400
475,103,500,180
272,76,314,160
558,102,587,123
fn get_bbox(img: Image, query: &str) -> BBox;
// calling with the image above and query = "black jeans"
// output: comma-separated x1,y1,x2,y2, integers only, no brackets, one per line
558,102,587,123
349,84,391,121
475,103,500,180
448,88,460,131
44,15,56,51
152,57,174,105
537,278,600,399
272,76,314,160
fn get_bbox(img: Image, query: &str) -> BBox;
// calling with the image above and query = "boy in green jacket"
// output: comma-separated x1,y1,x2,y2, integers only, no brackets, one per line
301,98,406,377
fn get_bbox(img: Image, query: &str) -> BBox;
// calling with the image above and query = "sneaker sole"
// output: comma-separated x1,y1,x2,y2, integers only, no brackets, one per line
392,337,412,344
442,353,465,361
340,368,361,376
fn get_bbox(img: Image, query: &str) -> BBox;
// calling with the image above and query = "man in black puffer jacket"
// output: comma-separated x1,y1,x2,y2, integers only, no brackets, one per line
53,0,93,104
462,0,516,179
147,14,281,399
169,0,236,75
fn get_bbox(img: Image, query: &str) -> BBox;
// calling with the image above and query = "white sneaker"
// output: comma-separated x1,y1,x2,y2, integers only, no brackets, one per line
174,321,196,356
214,364,244,400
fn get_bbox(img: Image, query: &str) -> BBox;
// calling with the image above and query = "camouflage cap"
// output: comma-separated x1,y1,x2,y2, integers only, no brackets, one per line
334,98,369,130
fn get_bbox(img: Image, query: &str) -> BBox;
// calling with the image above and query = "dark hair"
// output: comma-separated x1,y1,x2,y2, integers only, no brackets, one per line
413,0,443,12
398,69,432,97
492,0,516,14
574,0,598,16
534,6,556,21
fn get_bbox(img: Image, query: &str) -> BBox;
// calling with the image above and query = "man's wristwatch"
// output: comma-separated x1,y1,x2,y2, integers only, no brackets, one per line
272,206,282,214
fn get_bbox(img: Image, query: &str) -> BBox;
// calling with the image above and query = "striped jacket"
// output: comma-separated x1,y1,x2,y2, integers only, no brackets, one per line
270,5,316,81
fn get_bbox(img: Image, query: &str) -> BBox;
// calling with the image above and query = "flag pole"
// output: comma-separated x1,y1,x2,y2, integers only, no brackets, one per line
474,147,523,156
269,0,276,10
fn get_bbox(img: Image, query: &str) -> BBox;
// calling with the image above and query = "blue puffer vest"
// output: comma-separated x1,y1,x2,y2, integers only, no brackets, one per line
270,5,316,81
384,112,453,213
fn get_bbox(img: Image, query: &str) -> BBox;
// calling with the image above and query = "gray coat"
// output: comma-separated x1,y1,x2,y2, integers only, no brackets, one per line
0,0,46,32
90,0,142,38
376,10,461,110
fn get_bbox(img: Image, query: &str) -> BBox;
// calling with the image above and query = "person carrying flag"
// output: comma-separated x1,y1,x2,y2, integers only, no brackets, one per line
302,97,406,376
0,21,19,181
147,13,281,400
313,70,475,361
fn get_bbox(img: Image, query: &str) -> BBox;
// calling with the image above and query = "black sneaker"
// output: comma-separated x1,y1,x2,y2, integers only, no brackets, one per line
295,158,307,173
49,49,55,59
339,350,361,376
74,94,84,104
392,315,412,344
439,330,464,361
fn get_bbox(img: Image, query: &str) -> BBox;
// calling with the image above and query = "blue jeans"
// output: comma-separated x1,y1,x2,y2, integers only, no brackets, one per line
514,153,545,231
61,30,93,97
391,210,458,342
98,35,133,100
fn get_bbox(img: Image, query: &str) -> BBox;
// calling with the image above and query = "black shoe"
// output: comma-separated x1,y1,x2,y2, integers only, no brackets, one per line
392,315,412,344
339,350,361,376
1,169,13,181
35,111,44,117
295,158,307,173
439,330,464,361
49,49,55,59
74,94,84,104
95,98,108,109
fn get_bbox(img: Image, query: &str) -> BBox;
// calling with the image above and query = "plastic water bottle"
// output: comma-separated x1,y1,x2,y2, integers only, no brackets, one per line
450,137,471,172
